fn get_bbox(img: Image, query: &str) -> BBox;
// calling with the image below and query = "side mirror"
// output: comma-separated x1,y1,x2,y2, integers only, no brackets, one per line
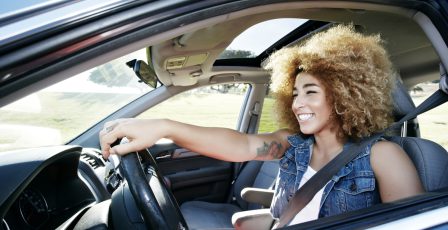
126,59,159,88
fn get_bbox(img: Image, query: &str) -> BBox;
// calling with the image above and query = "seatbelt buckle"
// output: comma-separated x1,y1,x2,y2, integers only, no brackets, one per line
439,74,448,94
439,64,448,94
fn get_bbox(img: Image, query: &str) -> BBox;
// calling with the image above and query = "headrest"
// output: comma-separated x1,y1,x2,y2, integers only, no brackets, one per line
392,79,416,121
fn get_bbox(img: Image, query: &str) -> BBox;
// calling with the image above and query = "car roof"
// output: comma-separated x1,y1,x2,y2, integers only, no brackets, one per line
0,0,446,106
148,4,440,90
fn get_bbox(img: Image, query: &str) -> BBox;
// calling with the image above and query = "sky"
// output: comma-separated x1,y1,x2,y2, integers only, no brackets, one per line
1,0,50,15
226,18,308,54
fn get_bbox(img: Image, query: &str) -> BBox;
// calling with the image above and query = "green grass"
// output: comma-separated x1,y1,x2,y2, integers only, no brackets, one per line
260,94,448,149
0,92,138,150
1,89,447,151
138,94,279,133
137,93,245,128
412,95,448,148
259,98,279,133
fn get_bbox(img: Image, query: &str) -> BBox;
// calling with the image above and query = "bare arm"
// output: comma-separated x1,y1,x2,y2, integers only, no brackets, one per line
370,141,424,202
99,118,292,161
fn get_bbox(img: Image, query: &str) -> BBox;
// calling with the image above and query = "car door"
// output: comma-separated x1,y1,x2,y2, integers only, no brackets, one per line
136,83,259,204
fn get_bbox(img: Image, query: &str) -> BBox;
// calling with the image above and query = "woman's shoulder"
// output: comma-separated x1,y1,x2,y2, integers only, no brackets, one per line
371,140,403,156
370,140,409,169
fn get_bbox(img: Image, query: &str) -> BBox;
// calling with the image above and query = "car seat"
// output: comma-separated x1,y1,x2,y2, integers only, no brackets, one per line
387,78,448,191
388,136,448,191
180,160,279,229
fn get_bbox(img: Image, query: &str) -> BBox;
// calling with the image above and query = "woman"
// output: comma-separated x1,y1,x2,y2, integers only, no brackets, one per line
99,25,423,225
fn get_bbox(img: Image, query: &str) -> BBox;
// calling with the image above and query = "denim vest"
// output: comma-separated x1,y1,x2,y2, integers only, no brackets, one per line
270,135,381,219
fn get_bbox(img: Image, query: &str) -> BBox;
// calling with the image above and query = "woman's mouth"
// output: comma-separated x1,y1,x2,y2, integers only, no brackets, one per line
298,113,314,121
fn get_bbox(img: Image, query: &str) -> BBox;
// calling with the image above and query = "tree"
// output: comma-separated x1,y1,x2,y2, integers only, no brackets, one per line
210,83,248,94
211,49,255,93
218,49,256,59
411,86,423,94
89,59,134,87
210,84,236,93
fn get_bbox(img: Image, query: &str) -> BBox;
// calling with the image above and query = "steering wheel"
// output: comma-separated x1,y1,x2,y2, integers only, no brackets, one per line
119,150,187,230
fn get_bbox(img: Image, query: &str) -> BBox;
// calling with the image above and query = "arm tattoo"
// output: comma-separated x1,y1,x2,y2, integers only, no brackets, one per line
256,141,283,159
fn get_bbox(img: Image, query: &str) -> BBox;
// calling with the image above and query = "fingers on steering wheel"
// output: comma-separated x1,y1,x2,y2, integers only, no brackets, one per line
100,121,122,158
101,119,141,157
112,140,143,156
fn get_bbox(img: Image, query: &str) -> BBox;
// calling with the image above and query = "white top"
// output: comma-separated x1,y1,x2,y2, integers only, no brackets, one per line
288,165,324,225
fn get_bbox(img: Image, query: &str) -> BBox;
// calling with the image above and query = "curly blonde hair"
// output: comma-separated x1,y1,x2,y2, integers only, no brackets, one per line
264,24,395,139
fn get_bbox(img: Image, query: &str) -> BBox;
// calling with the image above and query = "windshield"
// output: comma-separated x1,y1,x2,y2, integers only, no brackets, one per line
0,49,154,151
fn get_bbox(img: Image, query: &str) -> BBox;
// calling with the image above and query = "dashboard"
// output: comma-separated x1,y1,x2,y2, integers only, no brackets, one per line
0,146,119,230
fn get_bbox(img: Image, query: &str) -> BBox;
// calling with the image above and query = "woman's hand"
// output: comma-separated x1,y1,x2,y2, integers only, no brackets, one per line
99,118,167,159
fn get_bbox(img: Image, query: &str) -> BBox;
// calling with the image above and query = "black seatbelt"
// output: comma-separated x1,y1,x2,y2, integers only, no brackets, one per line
277,86,448,228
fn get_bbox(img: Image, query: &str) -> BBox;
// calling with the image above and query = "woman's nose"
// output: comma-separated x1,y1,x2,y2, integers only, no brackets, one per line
292,96,304,110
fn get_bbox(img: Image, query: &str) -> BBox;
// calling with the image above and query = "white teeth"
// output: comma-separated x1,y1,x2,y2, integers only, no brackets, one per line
298,114,314,121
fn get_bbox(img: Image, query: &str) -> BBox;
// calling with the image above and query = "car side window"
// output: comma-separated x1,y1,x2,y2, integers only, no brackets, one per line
258,93,280,133
137,84,249,129
410,81,448,150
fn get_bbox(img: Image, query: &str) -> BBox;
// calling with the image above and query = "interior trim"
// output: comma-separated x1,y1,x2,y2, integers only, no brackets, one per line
414,11,448,69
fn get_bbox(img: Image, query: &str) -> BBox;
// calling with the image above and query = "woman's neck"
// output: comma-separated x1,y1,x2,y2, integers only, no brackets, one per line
310,130,346,170
314,135,343,156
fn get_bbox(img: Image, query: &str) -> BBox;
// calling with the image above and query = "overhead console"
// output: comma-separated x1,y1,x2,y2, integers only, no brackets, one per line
151,18,257,87
162,52,209,86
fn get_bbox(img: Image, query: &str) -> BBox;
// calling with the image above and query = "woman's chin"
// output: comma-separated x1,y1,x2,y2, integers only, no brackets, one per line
299,128,314,135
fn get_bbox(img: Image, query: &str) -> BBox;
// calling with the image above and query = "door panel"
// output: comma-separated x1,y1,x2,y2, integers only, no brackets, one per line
151,144,232,205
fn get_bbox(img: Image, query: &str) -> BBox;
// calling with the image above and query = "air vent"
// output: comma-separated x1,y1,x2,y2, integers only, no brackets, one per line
81,153,105,169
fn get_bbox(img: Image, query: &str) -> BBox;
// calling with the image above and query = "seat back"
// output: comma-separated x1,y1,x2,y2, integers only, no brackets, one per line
388,78,448,191
388,136,448,191
233,160,279,210
390,78,419,136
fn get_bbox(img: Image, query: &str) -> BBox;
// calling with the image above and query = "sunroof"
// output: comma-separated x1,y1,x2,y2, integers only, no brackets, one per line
218,18,308,59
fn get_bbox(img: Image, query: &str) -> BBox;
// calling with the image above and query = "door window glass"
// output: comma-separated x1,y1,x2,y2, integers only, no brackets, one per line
410,81,448,150
138,84,249,129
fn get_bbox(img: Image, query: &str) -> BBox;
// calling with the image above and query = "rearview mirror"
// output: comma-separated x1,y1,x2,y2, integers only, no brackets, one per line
126,59,159,88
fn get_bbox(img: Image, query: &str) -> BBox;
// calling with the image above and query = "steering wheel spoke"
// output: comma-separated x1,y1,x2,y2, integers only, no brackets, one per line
119,150,187,230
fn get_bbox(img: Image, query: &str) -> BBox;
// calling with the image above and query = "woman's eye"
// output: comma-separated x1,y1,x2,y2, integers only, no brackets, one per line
292,93,298,98
306,91,317,95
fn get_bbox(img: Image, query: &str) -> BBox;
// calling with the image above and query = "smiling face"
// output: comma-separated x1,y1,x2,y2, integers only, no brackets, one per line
292,72,334,136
